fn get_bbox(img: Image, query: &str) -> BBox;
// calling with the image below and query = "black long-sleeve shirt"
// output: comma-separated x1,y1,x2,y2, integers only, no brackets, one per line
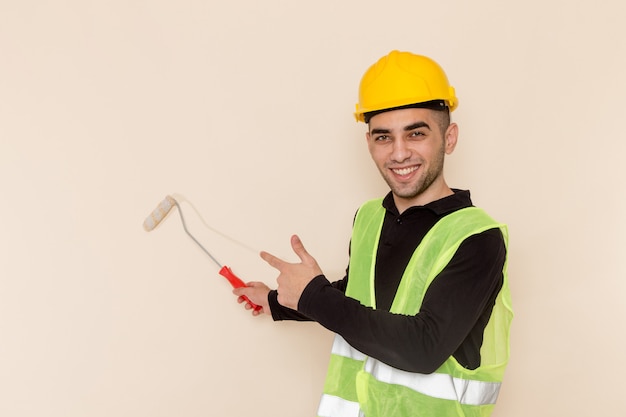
268,190,506,373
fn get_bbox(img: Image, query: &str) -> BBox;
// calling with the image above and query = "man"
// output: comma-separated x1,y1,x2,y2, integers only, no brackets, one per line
234,50,513,417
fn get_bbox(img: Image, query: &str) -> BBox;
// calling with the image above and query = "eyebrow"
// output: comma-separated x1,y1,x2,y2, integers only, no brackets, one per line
370,121,431,135
404,121,431,131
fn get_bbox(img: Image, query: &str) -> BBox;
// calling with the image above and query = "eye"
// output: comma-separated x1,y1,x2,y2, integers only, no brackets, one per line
374,134,390,142
409,130,426,139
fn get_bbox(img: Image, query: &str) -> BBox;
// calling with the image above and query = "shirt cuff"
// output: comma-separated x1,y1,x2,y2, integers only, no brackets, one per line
268,289,314,322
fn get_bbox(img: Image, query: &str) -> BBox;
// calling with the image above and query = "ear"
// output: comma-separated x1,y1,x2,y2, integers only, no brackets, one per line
444,123,459,154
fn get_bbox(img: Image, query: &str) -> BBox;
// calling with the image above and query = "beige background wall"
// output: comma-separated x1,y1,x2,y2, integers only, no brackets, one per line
1,1,625,416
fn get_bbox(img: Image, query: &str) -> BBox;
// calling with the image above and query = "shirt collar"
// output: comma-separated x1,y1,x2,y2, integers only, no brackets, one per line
382,189,473,216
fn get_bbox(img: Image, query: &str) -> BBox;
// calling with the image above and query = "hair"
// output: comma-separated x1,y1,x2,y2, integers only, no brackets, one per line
431,107,451,135
364,100,451,134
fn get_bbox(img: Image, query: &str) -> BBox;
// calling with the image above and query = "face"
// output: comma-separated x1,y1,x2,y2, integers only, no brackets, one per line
366,108,458,211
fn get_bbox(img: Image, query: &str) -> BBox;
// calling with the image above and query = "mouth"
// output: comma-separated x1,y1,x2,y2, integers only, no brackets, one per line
391,165,420,177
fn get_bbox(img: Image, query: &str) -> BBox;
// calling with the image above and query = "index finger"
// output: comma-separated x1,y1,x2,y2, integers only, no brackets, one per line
260,250,285,270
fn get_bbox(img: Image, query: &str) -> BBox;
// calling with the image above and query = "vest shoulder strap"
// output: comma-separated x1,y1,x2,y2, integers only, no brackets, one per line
346,199,385,306
392,206,506,314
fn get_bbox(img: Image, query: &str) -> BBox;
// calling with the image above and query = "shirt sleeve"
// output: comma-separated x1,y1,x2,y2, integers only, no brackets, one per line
297,228,506,373
268,276,349,322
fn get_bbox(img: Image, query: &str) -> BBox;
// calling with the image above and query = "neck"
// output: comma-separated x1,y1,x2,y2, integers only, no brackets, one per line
394,181,454,214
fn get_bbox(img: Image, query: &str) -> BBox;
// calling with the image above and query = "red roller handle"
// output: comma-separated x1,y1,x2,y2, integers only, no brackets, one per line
219,266,262,311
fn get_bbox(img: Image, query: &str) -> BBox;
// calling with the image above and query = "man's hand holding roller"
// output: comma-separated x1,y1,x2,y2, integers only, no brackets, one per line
233,234,323,315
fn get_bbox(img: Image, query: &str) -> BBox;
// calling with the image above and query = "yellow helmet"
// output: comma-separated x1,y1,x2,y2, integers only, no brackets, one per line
354,50,458,122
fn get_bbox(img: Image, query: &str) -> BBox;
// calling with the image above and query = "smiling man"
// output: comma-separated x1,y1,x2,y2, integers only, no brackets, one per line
234,51,513,417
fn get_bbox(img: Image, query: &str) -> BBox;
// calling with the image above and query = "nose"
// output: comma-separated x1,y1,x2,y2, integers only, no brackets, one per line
390,139,411,163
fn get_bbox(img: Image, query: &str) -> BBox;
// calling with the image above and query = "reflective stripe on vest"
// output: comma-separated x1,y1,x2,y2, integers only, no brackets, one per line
317,394,362,417
331,335,366,361
328,335,500,407
363,357,500,406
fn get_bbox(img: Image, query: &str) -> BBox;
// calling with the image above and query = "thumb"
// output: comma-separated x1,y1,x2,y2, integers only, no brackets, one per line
291,234,314,264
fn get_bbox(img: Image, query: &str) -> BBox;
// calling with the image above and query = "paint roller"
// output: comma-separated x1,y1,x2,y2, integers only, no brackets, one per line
143,195,261,311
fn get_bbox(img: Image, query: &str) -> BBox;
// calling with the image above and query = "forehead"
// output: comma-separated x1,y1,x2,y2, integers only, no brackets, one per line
368,107,437,129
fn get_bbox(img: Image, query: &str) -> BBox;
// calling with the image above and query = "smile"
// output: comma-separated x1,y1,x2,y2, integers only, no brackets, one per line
391,166,419,176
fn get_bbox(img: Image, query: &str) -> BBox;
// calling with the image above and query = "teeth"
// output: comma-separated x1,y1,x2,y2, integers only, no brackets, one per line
392,166,418,176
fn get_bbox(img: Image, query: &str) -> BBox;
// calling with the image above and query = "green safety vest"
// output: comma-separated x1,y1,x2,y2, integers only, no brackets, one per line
317,199,513,417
